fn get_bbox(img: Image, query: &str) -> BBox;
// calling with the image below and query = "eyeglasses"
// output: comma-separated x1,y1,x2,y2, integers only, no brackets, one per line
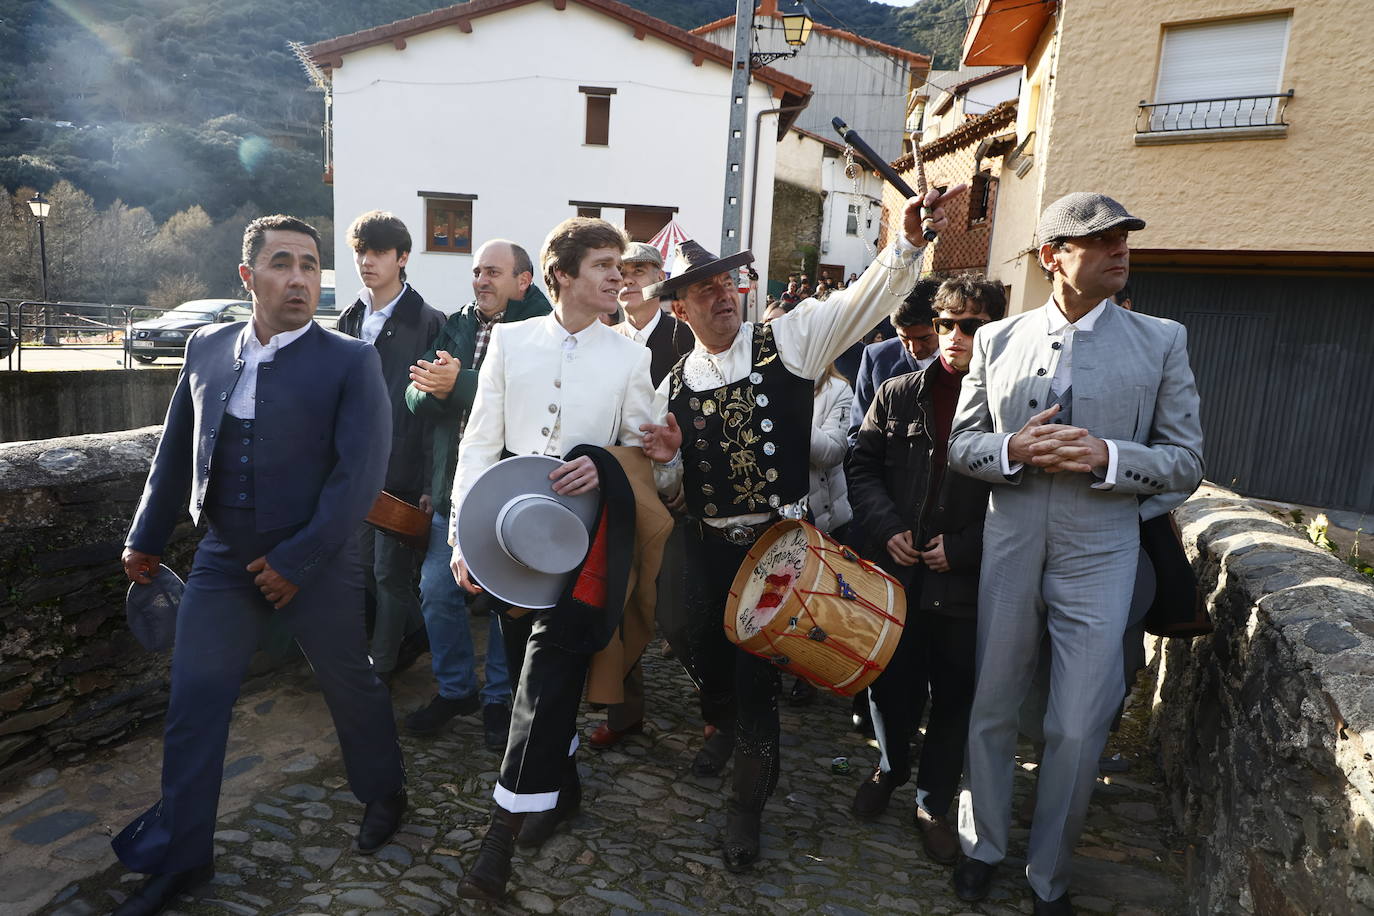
932,317,990,336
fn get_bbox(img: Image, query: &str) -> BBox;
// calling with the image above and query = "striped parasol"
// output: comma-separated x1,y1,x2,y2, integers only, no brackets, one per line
648,220,689,272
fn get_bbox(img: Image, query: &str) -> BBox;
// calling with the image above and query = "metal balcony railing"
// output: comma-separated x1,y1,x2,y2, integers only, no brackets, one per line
1137,89,1293,134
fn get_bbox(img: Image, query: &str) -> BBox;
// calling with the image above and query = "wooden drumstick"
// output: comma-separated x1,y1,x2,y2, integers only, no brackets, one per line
832,117,937,241
908,131,935,242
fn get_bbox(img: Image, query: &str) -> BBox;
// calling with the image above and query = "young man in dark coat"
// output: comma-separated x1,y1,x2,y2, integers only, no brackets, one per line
336,211,445,682
845,275,1006,865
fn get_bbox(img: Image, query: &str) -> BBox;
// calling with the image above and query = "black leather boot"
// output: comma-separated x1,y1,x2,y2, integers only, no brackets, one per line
458,806,524,901
720,750,777,873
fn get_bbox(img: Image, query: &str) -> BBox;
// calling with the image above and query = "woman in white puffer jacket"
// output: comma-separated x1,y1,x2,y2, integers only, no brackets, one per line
808,366,853,537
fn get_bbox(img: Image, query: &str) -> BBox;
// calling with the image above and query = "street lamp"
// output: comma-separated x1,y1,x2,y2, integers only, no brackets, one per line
750,1,814,69
27,192,55,344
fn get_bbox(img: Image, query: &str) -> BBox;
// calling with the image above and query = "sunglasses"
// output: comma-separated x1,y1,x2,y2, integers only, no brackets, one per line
933,317,990,336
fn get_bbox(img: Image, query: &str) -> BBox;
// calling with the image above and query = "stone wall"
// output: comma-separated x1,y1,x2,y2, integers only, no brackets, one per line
1152,485,1374,915
0,428,199,786
769,179,824,283
0,369,178,443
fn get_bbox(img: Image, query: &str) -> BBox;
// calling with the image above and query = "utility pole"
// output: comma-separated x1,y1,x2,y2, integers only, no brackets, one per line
719,0,754,257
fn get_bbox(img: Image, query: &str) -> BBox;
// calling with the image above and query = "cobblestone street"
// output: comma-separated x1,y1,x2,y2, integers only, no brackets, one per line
6,639,1185,916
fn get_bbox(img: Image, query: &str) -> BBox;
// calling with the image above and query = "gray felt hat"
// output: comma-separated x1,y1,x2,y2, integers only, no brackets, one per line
1036,192,1146,244
622,242,664,267
456,456,600,609
126,565,184,652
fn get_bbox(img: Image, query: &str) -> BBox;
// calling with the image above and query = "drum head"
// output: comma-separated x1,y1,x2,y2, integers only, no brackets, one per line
730,521,812,643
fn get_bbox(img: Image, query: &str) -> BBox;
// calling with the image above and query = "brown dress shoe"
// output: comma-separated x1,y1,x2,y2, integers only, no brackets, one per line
915,806,960,865
851,767,906,819
589,720,643,749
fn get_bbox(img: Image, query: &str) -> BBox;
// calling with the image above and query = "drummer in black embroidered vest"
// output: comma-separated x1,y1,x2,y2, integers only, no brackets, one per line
639,185,962,873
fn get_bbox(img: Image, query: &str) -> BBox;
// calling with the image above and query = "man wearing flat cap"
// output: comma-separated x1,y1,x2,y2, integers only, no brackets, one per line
946,192,1204,914
638,186,962,874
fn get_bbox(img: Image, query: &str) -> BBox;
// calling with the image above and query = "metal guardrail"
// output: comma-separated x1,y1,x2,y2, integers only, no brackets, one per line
0,300,173,370
1137,89,1293,134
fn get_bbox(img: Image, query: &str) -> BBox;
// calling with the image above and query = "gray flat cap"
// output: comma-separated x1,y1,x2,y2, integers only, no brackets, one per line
622,242,664,267
1036,192,1145,244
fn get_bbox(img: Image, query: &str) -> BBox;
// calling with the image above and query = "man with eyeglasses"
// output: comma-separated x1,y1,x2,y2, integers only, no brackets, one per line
845,276,1005,868
947,193,1204,915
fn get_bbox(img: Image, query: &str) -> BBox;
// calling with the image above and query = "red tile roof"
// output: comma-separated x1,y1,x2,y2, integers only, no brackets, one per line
305,0,813,104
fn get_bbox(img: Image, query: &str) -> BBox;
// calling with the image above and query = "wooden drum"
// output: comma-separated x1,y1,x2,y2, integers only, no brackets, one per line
724,519,906,697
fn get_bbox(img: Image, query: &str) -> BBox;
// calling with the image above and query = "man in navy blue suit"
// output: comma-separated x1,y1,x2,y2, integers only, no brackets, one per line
847,278,941,446
114,215,407,916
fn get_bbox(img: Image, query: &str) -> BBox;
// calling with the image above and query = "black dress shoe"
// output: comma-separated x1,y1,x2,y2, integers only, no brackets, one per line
404,692,480,735
952,857,997,902
356,786,407,854
113,863,213,916
1033,890,1075,915
482,702,511,751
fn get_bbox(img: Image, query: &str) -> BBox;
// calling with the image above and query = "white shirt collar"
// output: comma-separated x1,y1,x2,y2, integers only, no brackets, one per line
1045,297,1111,334
625,308,661,342
543,311,605,344
235,320,311,358
359,282,408,314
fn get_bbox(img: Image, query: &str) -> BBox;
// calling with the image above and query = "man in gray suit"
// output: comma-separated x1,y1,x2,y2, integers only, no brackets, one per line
946,193,1204,915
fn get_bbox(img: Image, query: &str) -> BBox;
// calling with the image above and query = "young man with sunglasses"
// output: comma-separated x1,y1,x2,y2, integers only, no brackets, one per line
845,275,1006,867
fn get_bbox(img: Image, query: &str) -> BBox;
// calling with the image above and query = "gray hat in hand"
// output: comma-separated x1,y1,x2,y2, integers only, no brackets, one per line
1036,192,1146,244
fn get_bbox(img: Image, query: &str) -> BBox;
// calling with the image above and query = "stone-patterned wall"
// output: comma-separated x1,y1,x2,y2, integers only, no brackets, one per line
1153,485,1374,915
0,428,198,786
769,179,824,281
0,369,179,443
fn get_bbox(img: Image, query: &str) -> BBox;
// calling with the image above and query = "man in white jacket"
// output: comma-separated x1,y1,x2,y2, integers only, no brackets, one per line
447,217,680,902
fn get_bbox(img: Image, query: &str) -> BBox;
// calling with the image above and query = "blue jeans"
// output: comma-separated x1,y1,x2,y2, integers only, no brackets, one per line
419,514,511,706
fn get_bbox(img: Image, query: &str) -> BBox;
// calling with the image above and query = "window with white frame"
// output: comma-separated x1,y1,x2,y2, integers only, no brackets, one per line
1149,14,1291,132
846,203,859,236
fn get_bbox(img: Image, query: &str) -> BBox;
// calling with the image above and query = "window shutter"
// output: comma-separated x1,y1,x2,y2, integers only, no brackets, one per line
1154,15,1289,129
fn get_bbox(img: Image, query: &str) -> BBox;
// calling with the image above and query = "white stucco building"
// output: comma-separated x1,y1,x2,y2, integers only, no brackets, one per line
694,0,930,162
308,0,811,312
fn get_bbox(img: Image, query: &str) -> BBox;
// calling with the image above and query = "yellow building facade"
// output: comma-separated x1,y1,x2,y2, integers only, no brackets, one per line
967,0,1374,313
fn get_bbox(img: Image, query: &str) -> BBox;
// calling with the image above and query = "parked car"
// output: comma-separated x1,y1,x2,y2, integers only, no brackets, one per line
125,299,253,363
314,268,342,330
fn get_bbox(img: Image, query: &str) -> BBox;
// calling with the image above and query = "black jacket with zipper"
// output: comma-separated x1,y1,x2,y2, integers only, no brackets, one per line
844,365,990,617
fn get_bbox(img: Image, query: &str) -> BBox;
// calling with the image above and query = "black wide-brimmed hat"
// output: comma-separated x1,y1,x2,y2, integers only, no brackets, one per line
641,240,753,301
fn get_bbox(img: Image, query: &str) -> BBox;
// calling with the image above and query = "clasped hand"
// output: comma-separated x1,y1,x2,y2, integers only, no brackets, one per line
409,349,462,399
1007,405,1109,474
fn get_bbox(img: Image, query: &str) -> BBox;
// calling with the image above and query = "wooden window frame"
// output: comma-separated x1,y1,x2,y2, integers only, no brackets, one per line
581,86,615,147
419,191,476,255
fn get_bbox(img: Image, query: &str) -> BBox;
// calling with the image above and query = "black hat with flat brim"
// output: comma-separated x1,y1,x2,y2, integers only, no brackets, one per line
642,239,753,301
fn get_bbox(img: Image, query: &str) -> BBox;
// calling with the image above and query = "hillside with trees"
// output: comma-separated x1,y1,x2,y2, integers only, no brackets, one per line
0,0,966,303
